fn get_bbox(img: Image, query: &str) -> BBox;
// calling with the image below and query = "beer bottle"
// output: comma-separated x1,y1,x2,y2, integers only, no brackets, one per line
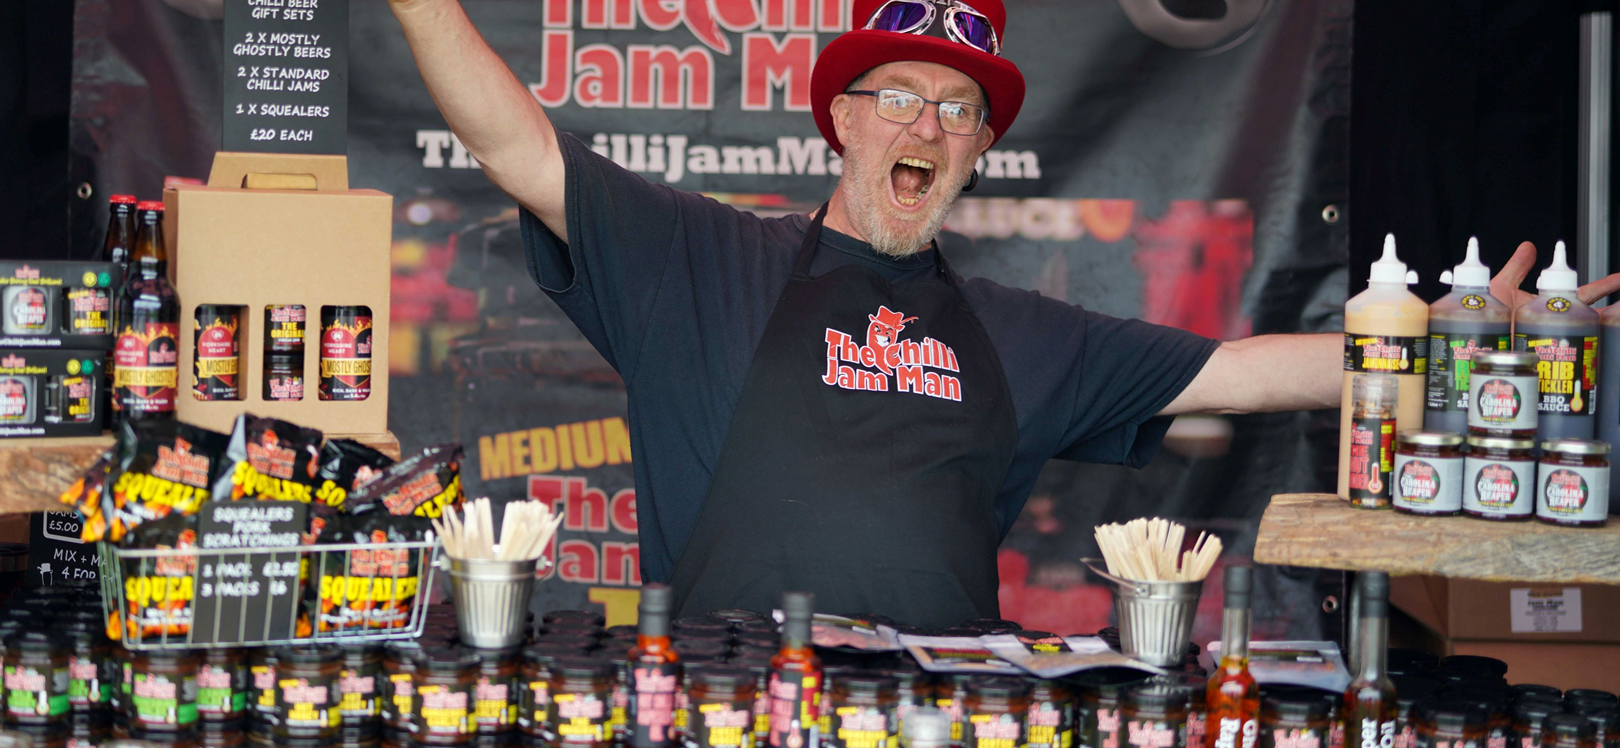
628,584,682,748
1343,573,1397,748
769,591,824,748
113,201,180,423
102,195,138,266
1207,566,1259,748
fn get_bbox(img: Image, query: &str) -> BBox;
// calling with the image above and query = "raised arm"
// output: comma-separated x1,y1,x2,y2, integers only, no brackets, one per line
389,0,567,240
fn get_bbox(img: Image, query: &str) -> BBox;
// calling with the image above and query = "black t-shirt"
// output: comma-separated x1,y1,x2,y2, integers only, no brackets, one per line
521,132,1220,585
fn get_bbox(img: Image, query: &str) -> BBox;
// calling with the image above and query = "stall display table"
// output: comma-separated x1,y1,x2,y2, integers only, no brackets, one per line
1255,493,1620,585
0,431,401,515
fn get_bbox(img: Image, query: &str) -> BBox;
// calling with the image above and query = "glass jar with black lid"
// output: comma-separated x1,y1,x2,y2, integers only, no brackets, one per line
547,656,614,748
1258,690,1331,748
963,677,1029,748
825,671,898,748
1071,667,1153,748
274,644,343,740
1123,684,1188,748
414,648,480,746
686,665,759,748
1412,700,1490,748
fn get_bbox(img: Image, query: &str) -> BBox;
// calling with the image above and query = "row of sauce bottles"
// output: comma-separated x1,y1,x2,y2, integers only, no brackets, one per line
1339,234,1620,510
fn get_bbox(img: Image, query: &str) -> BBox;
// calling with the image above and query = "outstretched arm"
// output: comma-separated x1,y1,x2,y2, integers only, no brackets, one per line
389,0,567,240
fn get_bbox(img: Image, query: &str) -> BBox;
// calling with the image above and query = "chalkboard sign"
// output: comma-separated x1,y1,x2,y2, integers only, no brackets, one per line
190,501,307,644
222,0,348,155
27,512,99,588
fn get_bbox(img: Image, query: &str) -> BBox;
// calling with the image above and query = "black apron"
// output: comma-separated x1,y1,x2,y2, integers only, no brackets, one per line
666,206,1018,629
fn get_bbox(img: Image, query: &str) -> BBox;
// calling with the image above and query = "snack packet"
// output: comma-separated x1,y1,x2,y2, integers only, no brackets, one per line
346,444,464,518
60,445,120,542
310,503,432,632
315,438,396,510
115,512,199,641
103,420,229,543
214,414,324,503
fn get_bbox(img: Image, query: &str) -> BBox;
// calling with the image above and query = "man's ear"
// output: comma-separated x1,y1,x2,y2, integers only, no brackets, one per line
831,94,854,145
976,125,996,158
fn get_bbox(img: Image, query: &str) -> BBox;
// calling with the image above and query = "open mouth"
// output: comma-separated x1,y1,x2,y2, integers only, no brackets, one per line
890,156,936,208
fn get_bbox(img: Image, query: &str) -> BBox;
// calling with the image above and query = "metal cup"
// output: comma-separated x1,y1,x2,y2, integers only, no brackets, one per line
440,554,552,649
1083,559,1205,668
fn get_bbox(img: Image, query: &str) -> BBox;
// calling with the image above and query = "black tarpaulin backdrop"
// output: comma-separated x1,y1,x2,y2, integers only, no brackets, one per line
70,0,1349,638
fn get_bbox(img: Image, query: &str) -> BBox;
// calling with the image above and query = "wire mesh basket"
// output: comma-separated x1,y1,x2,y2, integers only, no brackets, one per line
98,539,441,650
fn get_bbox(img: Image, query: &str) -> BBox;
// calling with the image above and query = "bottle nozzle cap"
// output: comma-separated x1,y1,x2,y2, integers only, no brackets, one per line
1440,270,1454,285
1368,233,1409,284
1536,240,1580,291
1448,237,1493,287
1223,565,1251,609
782,591,815,621
639,584,672,615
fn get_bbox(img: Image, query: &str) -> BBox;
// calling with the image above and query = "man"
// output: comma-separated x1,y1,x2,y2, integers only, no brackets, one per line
389,0,1620,626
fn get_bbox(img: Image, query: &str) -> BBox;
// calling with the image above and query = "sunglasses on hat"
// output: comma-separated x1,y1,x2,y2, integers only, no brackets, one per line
864,0,1002,57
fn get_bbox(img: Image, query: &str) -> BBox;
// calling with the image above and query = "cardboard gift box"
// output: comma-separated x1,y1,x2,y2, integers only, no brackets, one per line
163,153,392,435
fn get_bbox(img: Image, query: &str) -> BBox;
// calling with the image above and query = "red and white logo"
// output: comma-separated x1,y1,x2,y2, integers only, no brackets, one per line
822,305,962,401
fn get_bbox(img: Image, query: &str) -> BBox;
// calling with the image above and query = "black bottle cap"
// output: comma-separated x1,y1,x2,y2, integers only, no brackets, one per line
542,610,606,629
639,584,672,638
1224,566,1251,610
277,644,342,665
836,670,899,694
674,616,733,633
967,676,1030,700
1358,572,1389,617
1571,705,1620,732
672,639,730,658
414,647,480,672
1513,697,1564,725
1544,713,1598,741
1566,689,1619,708
1127,683,1190,711
782,591,814,642
603,624,639,639
1151,673,1207,707
551,655,615,680
1512,684,1563,703
707,609,768,625
692,665,755,689
1262,691,1332,721
523,642,589,667
1064,667,1153,696
1418,699,1492,731
1438,655,1508,678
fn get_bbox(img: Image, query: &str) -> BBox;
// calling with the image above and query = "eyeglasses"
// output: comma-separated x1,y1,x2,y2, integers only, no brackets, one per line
846,89,988,136
864,0,1001,57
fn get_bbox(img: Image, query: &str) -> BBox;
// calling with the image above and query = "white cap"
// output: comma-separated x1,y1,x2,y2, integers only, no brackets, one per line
1369,233,1411,284
1440,236,1491,287
1536,240,1579,292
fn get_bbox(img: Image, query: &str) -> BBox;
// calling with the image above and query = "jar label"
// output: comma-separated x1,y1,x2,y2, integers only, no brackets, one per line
1026,701,1073,748
612,667,633,742
1266,727,1324,748
278,677,341,728
1514,333,1599,417
1427,332,1509,415
1538,463,1611,522
131,671,198,726
1095,706,1122,748
1127,718,1182,748
1392,455,1463,511
971,712,1024,748
686,699,758,748
1469,375,1537,431
114,321,180,414
252,665,276,713
197,663,242,714
937,697,965,743
474,674,516,728
553,691,611,745
1464,458,1535,515
1344,334,1427,374
68,287,112,335
824,704,893,748
5,664,69,718
417,683,473,735
385,671,414,727
67,656,108,707
1347,416,1395,507
519,676,552,736
766,669,821,748
339,669,378,717
1186,711,1206,748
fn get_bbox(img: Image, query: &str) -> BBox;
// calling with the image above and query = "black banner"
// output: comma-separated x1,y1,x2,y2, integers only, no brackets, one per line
71,0,1351,637
221,0,348,154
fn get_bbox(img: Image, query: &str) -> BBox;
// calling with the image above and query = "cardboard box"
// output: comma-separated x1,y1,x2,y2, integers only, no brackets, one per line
1391,575,1620,643
163,152,391,434
0,261,124,350
0,349,107,438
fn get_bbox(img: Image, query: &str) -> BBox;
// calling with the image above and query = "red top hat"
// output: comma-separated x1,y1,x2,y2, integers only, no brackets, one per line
811,0,1025,155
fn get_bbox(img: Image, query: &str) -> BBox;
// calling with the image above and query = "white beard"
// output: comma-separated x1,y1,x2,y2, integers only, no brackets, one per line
838,140,965,258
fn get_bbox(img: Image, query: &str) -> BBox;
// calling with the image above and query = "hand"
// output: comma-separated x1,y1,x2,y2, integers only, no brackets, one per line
1491,241,1620,308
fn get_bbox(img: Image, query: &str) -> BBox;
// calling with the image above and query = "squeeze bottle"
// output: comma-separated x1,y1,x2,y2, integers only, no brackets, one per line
1424,237,1511,433
1339,234,1428,501
1513,241,1599,441
1597,299,1620,512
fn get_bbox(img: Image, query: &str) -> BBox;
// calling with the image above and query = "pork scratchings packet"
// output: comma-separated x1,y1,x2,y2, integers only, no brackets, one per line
116,512,199,642
106,420,230,543
346,444,464,518
60,445,120,542
311,503,431,632
215,414,324,503
314,438,396,510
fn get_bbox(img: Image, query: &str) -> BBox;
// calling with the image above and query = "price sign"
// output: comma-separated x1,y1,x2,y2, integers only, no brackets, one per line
27,511,99,588
222,0,348,155
191,501,308,644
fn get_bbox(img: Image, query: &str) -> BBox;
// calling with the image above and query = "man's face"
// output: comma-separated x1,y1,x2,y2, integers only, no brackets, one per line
831,61,994,257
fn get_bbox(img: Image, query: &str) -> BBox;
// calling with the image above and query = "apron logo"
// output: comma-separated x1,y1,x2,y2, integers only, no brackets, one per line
822,305,963,401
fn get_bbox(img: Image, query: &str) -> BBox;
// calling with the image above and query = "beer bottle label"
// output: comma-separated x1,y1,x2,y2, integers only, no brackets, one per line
114,321,179,413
